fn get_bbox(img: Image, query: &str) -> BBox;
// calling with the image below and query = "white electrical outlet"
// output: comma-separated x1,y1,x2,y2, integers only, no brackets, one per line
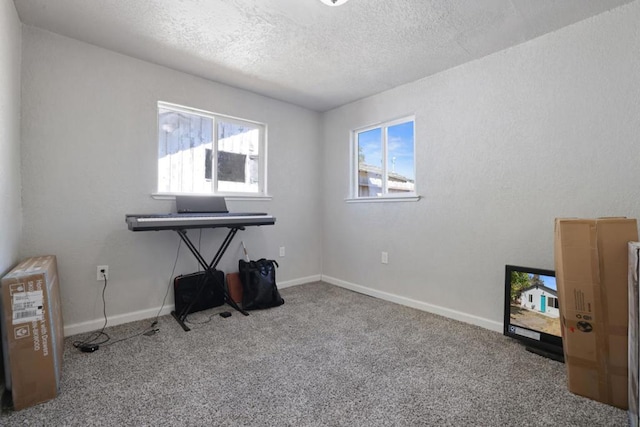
97,265,109,281
279,246,285,257
381,252,388,264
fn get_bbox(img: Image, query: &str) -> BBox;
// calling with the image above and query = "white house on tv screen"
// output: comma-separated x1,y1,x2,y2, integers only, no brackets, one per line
519,285,559,318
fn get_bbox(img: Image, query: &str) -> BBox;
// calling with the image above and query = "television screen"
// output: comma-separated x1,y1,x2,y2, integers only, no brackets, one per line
503,265,564,362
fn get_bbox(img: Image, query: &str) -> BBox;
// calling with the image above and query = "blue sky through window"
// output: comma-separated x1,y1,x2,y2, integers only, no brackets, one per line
358,120,414,180
387,121,414,180
358,128,382,168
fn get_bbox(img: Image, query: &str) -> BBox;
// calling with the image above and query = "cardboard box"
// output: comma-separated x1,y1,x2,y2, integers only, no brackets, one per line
0,255,64,410
629,242,640,426
554,218,637,409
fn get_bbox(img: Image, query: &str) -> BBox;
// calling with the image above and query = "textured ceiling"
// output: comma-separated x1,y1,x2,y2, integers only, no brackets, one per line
13,0,635,112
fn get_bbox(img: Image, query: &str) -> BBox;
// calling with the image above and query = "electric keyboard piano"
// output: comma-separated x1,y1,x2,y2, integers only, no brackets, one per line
125,209,276,331
125,212,275,231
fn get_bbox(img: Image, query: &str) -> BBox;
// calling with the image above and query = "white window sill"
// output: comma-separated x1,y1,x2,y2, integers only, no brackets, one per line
152,193,273,201
345,195,421,203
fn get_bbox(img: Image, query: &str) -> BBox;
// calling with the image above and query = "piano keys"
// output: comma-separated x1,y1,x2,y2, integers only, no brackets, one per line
125,212,276,231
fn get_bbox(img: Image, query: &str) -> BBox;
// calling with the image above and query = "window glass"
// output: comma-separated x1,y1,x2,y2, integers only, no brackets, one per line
357,128,382,197
353,117,415,198
157,103,265,196
217,121,260,193
386,121,415,194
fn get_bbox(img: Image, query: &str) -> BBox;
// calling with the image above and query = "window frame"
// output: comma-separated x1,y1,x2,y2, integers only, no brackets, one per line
348,115,419,202
154,101,269,200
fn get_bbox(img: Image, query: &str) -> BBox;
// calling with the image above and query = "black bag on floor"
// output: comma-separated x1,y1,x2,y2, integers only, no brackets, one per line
239,259,284,310
174,270,225,316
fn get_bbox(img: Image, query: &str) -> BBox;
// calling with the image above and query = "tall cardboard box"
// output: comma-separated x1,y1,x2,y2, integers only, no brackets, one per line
554,218,637,409
629,242,640,426
0,255,64,410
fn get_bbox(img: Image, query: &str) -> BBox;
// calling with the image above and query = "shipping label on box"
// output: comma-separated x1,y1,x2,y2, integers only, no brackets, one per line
12,290,44,324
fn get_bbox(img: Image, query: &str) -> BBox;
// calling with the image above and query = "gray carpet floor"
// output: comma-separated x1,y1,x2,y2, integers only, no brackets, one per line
0,282,629,426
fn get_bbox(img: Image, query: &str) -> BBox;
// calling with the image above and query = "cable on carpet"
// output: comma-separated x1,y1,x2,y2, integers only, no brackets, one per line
74,237,183,352
72,274,110,352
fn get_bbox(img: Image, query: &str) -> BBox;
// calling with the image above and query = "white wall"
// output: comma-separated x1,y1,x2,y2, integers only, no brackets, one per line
0,0,22,276
322,1,640,332
20,27,322,334
17,1,640,336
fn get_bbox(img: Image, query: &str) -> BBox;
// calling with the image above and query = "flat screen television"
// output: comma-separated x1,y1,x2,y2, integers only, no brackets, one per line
503,265,564,362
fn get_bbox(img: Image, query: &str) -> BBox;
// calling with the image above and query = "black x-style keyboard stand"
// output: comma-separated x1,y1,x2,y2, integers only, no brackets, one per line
171,227,249,331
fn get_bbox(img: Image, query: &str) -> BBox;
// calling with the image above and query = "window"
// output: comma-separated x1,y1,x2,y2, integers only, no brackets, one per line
548,297,559,309
157,102,266,196
528,294,533,303
353,116,415,199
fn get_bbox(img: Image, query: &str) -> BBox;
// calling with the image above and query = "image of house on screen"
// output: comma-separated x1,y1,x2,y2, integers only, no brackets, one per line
520,285,559,318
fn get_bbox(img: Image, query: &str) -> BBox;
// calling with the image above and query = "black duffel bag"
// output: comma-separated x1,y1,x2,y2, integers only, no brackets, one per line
239,259,284,310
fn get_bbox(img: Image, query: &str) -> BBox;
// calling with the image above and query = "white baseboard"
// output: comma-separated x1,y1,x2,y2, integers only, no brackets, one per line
64,275,321,337
321,275,503,333
65,275,499,337
278,274,321,289
64,304,175,337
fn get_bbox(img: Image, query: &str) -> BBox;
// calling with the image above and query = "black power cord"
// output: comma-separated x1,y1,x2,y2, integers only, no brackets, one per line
149,236,182,328
73,272,161,353
73,274,110,352
74,236,184,353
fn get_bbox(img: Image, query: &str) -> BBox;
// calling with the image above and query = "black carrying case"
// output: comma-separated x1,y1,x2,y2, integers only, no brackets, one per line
173,270,225,315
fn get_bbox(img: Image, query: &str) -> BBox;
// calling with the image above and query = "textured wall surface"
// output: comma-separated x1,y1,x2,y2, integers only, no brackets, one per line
20,27,322,333
0,0,22,276
15,1,640,336
322,1,640,331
